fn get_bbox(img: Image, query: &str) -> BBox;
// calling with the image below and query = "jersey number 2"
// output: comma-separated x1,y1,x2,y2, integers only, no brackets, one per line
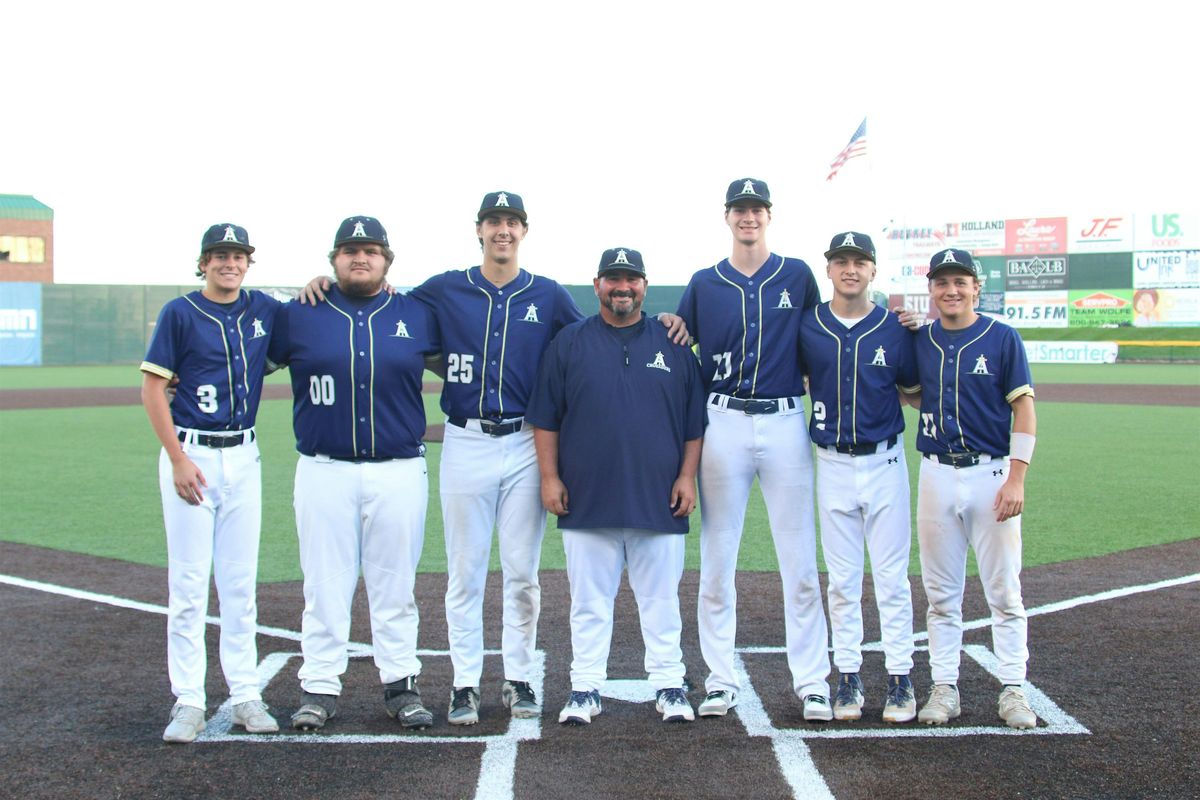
447,353,474,384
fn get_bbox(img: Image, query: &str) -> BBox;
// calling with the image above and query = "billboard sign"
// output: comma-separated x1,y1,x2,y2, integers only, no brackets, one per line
1006,255,1069,290
1005,217,1067,254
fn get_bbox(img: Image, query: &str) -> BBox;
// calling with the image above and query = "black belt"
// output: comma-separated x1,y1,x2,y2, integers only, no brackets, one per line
716,396,798,415
180,430,254,448
818,435,898,457
448,417,524,437
925,452,988,468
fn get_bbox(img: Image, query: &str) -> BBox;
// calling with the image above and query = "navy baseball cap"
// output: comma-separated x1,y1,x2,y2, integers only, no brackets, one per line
824,231,876,261
928,248,978,278
597,247,646,277
334,216,389,248
725,178,772,208
201,223,254,254
477,191,527,222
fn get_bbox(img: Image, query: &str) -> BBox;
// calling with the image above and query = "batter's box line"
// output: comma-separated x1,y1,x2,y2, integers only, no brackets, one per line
199,649,545,745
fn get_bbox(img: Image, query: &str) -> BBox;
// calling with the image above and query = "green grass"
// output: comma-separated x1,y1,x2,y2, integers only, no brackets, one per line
2,395,1197,582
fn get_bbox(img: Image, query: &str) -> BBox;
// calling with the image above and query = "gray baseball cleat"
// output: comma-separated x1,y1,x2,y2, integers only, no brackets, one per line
918,684,961,725
501,680,541,718
998,685,1037,729
163,703,206,743
448,686,480,726
291,692,337,731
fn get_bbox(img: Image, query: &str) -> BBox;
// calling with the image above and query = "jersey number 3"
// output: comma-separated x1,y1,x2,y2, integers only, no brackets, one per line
447,353,474,384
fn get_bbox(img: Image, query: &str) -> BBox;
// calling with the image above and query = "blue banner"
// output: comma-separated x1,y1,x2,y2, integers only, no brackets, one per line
0,282,43,365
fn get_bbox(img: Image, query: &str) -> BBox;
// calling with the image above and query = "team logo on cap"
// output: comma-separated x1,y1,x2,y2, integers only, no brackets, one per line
352,221,368,238
495,193,510,207
741,180,758,196
391,320,411,338
523,303,541,323
941,250,958,264
840,233,859,249
971,354,991,375
613,249,632,266
646,351,671,372
222,226,241,244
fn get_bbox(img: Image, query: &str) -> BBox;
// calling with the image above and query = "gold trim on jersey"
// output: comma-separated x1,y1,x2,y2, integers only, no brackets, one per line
325,293,394,460
814,305,886,446
713,255,783,397
140,362,174,380
1006,385,1035,404
183,292,241,427
467,270,534,419
925,317,995,452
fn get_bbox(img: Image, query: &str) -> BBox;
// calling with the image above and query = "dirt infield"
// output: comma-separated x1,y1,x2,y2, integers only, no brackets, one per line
1,538,1196,800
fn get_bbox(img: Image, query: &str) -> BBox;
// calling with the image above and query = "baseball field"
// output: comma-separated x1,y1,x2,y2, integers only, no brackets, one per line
1,362,1198,799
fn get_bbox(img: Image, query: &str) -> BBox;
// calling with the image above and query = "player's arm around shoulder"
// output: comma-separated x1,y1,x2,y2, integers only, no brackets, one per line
994,393,1037,522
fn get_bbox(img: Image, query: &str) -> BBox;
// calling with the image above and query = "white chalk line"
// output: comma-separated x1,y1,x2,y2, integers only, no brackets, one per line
3,569,1196,800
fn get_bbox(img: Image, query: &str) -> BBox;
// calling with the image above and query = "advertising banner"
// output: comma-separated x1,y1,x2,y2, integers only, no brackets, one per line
1024,341,1118,364
882,225,952,263
1131,287,1200,326
1068,215,1133,253
1068,290,1133,327
1006,255,1069,290
0,282,43,365
1005,217,1067,255
1133,250,1200,289
1133,212,1200,251
1002,291,1068,328
948,219,1006,255
979,292,1005,315
1067,252,1133,290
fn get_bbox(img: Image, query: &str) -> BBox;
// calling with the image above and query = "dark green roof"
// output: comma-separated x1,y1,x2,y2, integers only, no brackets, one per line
0,195,54,220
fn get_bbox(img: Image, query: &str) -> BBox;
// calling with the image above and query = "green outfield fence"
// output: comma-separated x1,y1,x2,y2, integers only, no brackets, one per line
16,284,1200,366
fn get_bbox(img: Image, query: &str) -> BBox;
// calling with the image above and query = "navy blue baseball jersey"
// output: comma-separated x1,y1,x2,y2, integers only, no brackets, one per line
526,314,707,534
409,268,582,420
142,289,281,431
914,316,1034,457
799,304,918,447
268,286,439,460
676,255,821,397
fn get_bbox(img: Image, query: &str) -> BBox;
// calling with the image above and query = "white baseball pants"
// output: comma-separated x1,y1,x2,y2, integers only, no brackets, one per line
816,439,915,675
441,421,546,688
697,403,831,699
160,433,262,709
917,455,1028,685
294,454,427,695
563,528,687,692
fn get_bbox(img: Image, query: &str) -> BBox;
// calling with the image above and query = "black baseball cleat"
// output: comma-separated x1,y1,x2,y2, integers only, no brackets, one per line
291,692,337,731
385,676,434,729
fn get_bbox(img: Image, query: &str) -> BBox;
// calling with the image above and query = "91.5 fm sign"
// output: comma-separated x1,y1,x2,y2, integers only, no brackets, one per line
1003,291,1068,328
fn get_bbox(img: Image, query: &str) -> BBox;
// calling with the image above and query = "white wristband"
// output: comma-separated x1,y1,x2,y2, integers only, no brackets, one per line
1009,432,1035,464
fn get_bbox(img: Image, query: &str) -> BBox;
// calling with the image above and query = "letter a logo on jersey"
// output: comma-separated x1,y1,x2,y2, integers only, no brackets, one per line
646,351,671,372
251,318,267,338
222,226,240,244
871,345,887,367
971,354,991,375
522,303,540,323
392,320,411,338
777,289,793,309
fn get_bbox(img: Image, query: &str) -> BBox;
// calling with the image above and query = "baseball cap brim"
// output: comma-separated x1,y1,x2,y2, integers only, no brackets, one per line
477,208,527,223
203,242,255,254
824,245,874,261
927,263,977,278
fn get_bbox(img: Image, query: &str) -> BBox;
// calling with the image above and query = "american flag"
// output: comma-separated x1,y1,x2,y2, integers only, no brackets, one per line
826,118,867,181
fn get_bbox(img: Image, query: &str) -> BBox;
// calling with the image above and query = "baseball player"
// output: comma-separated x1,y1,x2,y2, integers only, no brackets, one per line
526,247,706,725
909,248,1039,730
408,191,584,725
268,216,440,731
141,223,280,742
799,231,919,723
677,178,833,721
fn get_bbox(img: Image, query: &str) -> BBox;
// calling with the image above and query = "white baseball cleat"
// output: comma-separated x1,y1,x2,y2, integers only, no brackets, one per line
918,684,961,725
558,690,602,726
232,700,279,733
655,688,695,723
832,673,865,721
698,690,738,717
998,685,1037,729
802,694,834,722
163,703,206,743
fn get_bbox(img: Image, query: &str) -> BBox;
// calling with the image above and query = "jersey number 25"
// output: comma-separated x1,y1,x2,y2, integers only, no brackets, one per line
447,353,474,384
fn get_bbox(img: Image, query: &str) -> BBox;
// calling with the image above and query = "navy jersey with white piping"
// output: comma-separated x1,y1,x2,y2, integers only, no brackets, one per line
409,267,583,419
267,286,439,460
141,289,281,431
676,255,821,397
525,314,706,534
914,316,1034,457
799,303,918,447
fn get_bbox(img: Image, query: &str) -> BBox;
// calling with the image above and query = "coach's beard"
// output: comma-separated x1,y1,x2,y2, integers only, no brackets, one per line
602,292,641,320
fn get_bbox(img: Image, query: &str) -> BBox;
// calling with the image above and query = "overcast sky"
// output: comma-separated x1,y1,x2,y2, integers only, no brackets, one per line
6,1,1196,295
